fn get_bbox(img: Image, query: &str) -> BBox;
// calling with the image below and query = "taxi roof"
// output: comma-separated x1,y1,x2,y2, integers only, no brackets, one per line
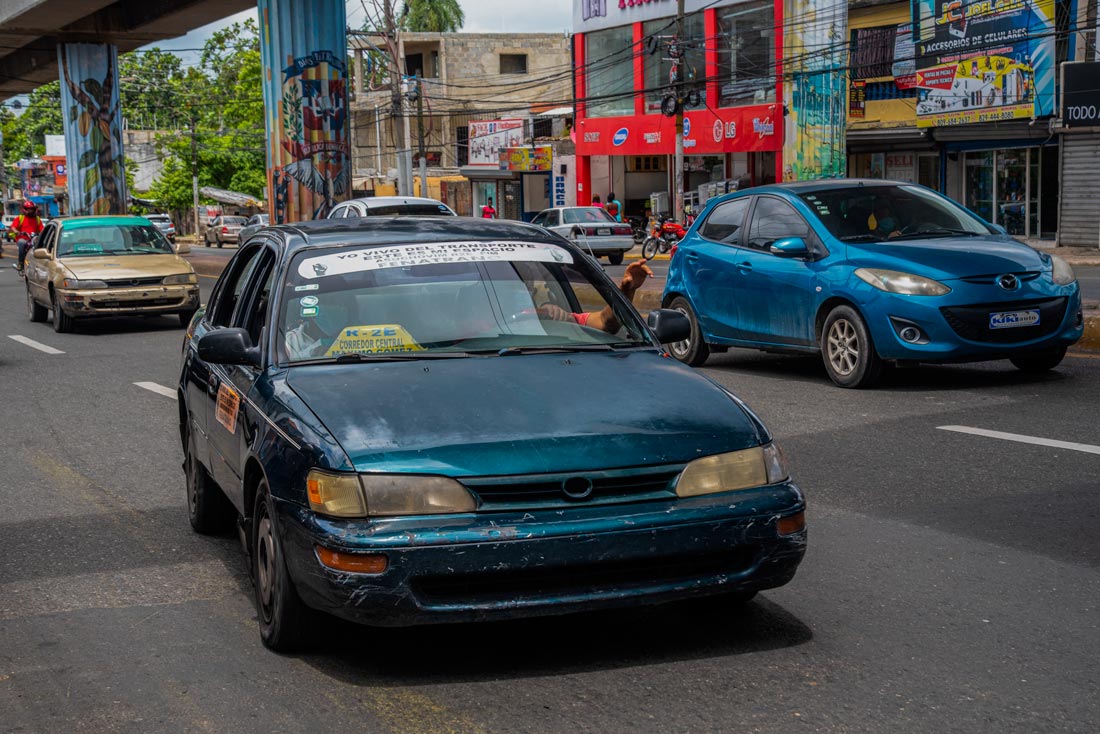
269,215,562,254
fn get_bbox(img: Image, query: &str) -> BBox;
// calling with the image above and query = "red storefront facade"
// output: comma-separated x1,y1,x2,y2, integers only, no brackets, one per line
573,0,786,214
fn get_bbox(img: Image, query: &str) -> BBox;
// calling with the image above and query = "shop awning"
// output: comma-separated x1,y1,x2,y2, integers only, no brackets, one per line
535,106,573,117
199,186,264,208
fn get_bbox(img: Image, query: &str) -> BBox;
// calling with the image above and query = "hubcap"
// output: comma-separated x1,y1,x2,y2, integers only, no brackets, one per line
256,512,276,622
186,455,198,515
827,319,860,376
669,306,691,357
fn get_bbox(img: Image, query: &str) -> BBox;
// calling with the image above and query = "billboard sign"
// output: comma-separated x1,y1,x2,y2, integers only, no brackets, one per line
911,0,1055,127
1062,62,1100,128
499,145,552,171
468,119,524,168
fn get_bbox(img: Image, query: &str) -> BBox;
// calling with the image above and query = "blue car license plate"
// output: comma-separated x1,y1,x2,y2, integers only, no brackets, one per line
989,309,1040,329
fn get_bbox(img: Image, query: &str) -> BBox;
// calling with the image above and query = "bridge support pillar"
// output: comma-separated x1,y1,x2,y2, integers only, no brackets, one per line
57,43,127,215
259,0,351,222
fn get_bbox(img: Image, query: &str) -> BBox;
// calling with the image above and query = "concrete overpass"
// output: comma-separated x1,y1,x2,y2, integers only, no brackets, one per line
0,0,253,95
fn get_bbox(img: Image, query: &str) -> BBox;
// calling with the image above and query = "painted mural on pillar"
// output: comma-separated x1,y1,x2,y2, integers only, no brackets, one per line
259,0,350,223
57,43,127,214
782,0,847,181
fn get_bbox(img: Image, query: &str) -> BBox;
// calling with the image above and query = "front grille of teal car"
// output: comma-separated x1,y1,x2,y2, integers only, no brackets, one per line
940,297,1067,343
412,547,759,605
460,465,683,511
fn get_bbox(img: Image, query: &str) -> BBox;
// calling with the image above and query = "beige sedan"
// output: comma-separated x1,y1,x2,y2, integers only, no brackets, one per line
24,215,201,332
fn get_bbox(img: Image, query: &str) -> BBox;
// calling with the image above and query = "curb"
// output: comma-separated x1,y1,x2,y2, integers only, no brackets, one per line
1080,314,1100,352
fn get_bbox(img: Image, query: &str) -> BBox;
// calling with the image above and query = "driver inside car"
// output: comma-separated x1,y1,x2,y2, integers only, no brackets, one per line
533,258,652,333
283,295,352,360
869,203,903,240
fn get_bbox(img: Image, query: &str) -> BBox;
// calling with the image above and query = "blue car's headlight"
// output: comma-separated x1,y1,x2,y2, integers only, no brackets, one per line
307,469,476,517
675,443,789,497
855,268,951,296
1051,255,1076,285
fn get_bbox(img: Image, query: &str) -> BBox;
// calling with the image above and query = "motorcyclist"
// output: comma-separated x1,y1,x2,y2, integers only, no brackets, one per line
11,201,44,275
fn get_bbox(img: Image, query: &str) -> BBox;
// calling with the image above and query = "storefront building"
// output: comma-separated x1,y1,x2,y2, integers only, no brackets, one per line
572,0,848,219
848,0,1066,240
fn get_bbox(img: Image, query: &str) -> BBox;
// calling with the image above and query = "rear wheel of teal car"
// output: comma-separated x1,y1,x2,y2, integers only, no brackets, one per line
185,437,234,534
253,483,309,651
668,296,710,366
821,305,883,389
1010,347,1067,373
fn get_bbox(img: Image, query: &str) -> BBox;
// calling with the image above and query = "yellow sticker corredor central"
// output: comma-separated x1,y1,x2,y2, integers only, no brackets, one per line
325,324,424,356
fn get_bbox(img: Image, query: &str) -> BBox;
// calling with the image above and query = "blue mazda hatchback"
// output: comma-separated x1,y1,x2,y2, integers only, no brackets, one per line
179,217,807,650
662,180,1083,387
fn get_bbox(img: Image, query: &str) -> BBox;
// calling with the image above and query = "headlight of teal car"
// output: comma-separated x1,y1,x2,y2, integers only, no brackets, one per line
675,443,789,497
307,469,476,517
61,278,108,289
855,268,951,296
1051,255,1076,285
163,273,198,285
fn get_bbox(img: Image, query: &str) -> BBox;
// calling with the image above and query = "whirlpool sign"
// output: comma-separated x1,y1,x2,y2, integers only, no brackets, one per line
612,128,629,146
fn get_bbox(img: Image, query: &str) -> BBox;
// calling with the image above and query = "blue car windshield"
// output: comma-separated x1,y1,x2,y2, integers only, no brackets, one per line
278,240,654,363
798,185,992,242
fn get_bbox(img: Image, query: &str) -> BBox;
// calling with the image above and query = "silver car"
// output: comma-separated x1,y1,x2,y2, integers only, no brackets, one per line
204,215,247,248
238,213,269,243
327,196,456,218
145,213,176,242
531,207,634,265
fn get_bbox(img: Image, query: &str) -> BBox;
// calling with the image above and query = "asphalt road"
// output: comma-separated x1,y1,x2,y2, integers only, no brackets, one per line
0,258,1097,733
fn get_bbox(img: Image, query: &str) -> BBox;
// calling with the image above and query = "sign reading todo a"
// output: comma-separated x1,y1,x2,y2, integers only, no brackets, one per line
1062,62,1100,128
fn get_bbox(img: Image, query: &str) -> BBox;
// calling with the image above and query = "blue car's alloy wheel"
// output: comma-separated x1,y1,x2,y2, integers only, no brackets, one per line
821,305,883,389
668,296,710,366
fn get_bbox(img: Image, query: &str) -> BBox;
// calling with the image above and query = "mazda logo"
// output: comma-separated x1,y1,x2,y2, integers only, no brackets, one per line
561,476,594,500
997,274,1019,290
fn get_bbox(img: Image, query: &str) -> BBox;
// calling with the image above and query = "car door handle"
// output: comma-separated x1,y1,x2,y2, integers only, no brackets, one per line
686,253,699,264
736,261,753,273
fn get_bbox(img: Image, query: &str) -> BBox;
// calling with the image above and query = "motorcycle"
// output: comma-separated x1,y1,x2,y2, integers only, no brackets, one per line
641,215,687,259
627,215,647,245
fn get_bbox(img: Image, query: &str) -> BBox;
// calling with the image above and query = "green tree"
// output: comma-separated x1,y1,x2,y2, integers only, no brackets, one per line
402,0,465,32
119,49,187,131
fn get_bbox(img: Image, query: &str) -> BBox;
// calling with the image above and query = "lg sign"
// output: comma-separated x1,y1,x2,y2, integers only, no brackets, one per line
713,120,736,142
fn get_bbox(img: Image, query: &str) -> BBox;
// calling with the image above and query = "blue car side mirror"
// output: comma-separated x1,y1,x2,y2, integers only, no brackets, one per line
770,237,810,258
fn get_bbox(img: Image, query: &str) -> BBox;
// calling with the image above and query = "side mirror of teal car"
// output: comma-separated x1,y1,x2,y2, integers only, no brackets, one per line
769,237,810,258
647,308,692,344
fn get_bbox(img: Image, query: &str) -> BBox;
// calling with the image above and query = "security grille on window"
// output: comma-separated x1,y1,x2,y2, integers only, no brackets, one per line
500,54,528,74
850,26,895,80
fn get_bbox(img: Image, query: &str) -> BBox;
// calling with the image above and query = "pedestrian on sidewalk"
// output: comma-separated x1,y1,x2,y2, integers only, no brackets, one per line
481,197,497,219
605,192,623,222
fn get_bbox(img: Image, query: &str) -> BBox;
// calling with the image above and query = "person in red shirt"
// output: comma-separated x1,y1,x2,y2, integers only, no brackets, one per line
481,197,496,219
12,201,44,275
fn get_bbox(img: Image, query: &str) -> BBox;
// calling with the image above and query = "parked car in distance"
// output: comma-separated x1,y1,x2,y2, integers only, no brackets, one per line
204,215,247,248
145,213,176,242
239,213,269,243
326,196,456,218
662,180,1083,387
531,206,634,265
23,215,200,332
180,216,807,651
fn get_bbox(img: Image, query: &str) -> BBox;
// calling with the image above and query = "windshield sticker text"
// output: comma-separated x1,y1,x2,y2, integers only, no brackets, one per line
298,241,573,279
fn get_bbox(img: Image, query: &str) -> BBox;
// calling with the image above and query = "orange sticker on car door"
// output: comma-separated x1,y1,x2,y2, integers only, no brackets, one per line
215,383,240,433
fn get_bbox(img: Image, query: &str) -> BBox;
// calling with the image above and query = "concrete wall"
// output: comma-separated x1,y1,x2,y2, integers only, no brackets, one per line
122,129,162,193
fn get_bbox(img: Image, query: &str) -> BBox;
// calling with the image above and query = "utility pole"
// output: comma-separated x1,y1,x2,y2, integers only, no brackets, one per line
397,32,413,195
415,74,427,198
190,110,200,237
673,0,685,223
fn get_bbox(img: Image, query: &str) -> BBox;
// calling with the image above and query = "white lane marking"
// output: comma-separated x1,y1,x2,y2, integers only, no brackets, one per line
7,335,64,354
938,425,1100,456
134,381,177,400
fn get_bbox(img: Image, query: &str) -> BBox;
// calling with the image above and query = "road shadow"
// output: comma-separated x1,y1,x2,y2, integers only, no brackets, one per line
297,592,813,684
58,314,186,336
702,349,1071,392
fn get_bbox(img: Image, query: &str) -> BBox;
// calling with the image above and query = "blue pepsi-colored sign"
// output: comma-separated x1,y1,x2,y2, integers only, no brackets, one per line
612,128,629,146
683,118,691,137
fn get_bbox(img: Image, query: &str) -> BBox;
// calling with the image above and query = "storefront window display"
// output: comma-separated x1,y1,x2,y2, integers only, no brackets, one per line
963,148,1053,238
716,1,775,106
643,12,706,113
586,26,636,118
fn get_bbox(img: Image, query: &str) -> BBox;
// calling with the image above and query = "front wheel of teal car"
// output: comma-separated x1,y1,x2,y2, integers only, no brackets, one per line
668,296,710,366
821,305,883,389
1010,347,1067,373
253,484,308,652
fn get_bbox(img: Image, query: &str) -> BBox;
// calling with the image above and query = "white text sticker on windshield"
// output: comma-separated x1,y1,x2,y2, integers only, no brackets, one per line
297,241,573,279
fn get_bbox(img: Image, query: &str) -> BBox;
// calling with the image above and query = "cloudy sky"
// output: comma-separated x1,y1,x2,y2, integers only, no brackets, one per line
148,0,574,60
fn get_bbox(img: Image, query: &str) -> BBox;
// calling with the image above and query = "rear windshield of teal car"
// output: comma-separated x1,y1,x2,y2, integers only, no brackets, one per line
798,185,991,242
58,223,174,257
278,241,653,362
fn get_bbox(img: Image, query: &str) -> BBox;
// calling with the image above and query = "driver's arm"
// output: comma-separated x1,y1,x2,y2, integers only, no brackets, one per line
579,259,653,333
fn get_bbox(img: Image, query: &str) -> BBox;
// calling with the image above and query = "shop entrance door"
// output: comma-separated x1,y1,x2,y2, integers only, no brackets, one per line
962,148,1053,239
